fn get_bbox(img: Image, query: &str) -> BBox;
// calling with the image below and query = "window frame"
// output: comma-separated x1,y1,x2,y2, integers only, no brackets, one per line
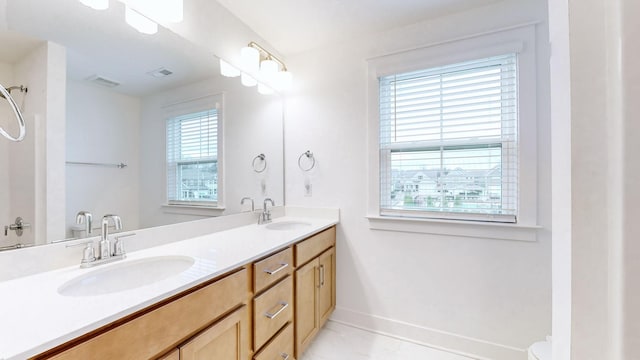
163,94,225,211
378,54,519,223
366,25,539,239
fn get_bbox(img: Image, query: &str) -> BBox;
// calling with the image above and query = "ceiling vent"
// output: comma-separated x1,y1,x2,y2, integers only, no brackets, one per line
147,67,174,78
86,75,120,88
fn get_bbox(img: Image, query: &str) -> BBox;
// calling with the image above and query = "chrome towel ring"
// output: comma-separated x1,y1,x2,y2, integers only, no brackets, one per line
0,84,26,142
252,153,267,173
298,150,315,172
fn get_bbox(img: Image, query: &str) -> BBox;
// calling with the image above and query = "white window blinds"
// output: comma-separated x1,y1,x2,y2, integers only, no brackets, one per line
166,108,218,205
379,54,518,222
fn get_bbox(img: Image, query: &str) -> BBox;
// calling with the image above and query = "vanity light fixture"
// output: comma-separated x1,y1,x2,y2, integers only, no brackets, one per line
79,0,184,35
222,42,293,94
79,0,109,10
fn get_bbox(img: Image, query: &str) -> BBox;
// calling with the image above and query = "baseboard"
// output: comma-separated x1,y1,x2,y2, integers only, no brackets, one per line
330,307,527,360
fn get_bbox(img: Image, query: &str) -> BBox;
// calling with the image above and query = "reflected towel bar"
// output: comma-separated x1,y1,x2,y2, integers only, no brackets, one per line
66,161,127,169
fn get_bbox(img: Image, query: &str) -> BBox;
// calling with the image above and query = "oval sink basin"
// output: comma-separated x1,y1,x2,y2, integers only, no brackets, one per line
58,255,195,297
265,221,311,231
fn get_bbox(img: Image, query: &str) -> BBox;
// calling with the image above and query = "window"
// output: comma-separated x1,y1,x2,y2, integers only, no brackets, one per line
379,54,518,223
166,108,219,206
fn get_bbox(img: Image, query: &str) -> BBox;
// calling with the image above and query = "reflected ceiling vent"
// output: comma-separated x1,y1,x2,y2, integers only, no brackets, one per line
147,67,173,78
86,75,120,87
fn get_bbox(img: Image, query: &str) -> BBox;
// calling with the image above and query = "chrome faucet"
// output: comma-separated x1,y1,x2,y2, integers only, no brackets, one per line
241,197,255,212
75,211,93,237
100,214,122,259
259,198,275,224
74,214,128,268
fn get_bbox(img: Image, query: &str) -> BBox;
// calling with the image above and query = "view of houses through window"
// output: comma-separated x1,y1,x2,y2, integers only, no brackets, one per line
166,108,219,205
379,54,518,221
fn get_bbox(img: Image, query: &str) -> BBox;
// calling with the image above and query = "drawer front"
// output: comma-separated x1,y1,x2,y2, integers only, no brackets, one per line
254,323,294,360
47,269,248,360
254,247,293,293
253,276,293,350
295,227,336,267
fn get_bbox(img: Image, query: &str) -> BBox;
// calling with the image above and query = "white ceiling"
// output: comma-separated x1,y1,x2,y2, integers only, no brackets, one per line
3,0,219,96
216,0,501,56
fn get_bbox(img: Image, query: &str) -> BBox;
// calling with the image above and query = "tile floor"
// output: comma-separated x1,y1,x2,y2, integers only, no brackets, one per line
299,321,475,360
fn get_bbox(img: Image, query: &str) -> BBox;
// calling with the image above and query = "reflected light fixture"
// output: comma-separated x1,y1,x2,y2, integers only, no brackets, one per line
220,59,241,77
124,0,183,23
241,73,257,87
79,0,109,10
224,42,292,95
125,6,158,34
258,83,274,95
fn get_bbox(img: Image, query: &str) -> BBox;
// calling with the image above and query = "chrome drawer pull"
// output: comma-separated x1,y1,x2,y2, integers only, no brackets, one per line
265,301,289,319
281,353,290,360
264,263,288,275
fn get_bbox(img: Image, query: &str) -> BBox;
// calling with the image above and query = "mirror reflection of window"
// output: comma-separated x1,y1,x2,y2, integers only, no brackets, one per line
165,96,222,207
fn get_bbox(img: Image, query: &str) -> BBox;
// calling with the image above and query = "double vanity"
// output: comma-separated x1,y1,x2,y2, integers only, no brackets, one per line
0,208,338,360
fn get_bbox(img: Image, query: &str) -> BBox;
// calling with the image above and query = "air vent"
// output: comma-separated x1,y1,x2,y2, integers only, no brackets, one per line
147,67,174,78
86,75,120,87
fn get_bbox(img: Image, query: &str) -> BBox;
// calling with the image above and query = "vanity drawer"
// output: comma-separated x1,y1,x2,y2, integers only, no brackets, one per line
253,276,293,350
295,227,335,267
46,269,248,360
254,322,294,360
254,247,293,293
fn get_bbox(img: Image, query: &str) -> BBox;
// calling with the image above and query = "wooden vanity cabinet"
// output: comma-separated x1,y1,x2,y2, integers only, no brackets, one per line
158,349,179,360
41,269,248,360
179,306,248,360
34,225,337,360
251,247,294,359
294,227,336,358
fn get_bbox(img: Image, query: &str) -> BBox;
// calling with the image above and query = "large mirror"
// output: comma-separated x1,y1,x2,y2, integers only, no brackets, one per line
0,0,283,249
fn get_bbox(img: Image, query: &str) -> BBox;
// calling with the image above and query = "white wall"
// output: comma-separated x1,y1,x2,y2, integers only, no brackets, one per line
548,0,572,358
0,61,13,247
1,41,66,246
548,0,640,358
65,80,140,237
284,1,550,359
139,75,283,228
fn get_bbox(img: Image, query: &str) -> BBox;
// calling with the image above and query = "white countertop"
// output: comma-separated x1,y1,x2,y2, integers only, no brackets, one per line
0,216,338,360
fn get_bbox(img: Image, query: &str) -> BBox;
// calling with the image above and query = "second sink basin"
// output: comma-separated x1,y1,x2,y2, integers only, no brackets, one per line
265,221,311,231
58,255,195,297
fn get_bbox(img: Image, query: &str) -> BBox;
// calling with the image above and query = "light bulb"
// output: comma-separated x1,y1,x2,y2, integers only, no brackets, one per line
275,70,293,91
241,47,260,73
260,59,278,82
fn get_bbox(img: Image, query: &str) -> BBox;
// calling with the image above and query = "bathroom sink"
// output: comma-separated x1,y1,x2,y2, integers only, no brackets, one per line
265,221,311,231
58,255,195,297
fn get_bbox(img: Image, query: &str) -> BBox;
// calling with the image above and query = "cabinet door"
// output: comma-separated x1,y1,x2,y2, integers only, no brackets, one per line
295,258,319,358
318,247,335,328
180,306,248,360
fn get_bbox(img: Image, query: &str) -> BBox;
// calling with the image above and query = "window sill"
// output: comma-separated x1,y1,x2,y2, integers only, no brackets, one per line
366,215,541,242
162,204,226,217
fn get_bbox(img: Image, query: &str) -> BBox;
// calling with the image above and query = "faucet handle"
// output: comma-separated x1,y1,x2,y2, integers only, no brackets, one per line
81,242,96,264
113,232,135,256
